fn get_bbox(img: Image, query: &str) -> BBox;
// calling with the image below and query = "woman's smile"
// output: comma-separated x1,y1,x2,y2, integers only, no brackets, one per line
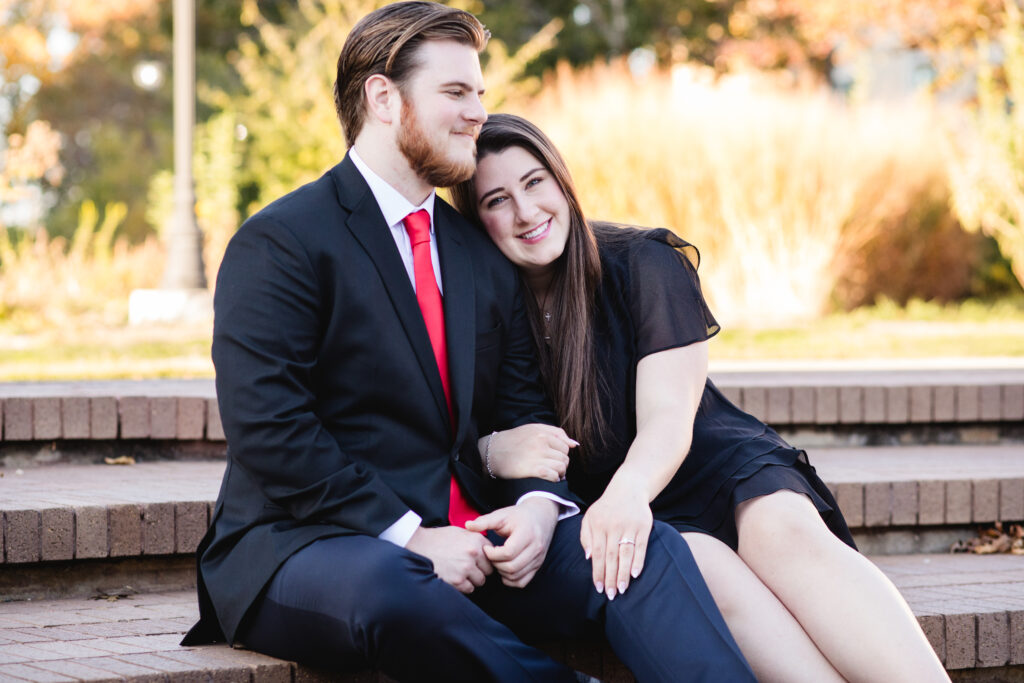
517,219,552,243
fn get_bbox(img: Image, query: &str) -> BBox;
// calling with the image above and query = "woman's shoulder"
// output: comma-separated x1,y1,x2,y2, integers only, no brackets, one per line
590,221,703,273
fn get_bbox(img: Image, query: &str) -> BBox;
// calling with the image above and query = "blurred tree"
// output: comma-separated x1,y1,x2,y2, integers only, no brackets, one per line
476,0,740,73
1,0,162,235
728,0,1006,84
948,0,1024,289
27,0,253,241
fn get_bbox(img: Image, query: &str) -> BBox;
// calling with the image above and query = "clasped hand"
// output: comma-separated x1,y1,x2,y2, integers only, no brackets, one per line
482,423,576,482
407,498,561,593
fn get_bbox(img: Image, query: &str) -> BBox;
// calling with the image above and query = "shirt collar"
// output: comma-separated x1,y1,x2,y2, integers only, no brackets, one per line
349,147,436,232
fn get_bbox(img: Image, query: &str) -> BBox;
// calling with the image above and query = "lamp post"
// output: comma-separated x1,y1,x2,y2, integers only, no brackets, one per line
164,0,205,290
129,0,212,324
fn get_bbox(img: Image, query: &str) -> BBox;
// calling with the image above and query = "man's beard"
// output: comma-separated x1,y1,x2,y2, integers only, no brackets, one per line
397,100,477,187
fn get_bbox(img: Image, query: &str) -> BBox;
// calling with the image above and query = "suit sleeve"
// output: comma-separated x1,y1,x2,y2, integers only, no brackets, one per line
212,216,410,536
489,278,581,508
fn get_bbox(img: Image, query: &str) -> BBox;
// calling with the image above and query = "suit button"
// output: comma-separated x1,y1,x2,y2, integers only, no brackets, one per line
453,453,460,461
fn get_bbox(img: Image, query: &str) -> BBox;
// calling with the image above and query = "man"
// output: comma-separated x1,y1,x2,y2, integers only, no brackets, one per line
184,3,755,681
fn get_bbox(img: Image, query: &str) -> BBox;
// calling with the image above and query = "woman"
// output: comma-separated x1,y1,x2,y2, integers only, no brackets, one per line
451,114,948,682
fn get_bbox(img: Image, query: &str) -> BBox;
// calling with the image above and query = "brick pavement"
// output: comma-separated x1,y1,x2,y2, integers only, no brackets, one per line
0,553,1020,680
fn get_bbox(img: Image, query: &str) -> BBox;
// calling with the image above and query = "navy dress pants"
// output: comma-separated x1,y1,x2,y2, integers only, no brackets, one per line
240,516,755,682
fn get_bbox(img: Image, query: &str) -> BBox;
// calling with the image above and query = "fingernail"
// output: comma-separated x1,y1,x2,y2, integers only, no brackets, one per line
584,549,591,560
569,439,580,446
606,587,616,600
595,582,603,594
631,566,640,579
618,581,627,594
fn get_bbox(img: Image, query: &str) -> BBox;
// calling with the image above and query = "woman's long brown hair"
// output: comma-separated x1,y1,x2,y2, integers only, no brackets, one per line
450,114,606,459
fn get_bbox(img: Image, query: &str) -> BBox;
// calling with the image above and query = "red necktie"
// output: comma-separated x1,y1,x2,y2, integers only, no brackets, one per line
403,209,479,529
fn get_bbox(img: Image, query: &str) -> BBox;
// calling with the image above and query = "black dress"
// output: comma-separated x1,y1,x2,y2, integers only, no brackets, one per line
567,222,856,551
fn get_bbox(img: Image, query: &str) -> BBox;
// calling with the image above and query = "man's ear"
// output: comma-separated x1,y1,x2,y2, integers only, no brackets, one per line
364,74,399,125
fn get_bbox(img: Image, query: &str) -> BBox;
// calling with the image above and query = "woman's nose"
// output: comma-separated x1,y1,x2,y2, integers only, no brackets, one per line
514,199,538,226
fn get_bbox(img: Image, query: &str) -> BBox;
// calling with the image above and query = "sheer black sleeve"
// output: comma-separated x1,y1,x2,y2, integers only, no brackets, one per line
626,228,720,359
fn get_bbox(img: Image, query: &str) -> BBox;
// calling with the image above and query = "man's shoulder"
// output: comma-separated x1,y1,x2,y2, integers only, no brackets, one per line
436,197,509,263
243,167,347,235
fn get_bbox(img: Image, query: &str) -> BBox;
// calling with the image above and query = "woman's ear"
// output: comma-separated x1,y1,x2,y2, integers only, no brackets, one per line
363,74,399,125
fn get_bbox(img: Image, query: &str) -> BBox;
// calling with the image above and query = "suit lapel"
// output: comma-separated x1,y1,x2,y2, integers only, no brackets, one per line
334,158,451,428
435,202,475,446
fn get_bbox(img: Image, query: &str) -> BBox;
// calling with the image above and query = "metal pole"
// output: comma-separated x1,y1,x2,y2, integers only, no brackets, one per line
163,0,206,290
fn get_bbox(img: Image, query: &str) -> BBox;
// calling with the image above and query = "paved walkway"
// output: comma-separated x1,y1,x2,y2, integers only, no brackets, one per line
0,553,1021,679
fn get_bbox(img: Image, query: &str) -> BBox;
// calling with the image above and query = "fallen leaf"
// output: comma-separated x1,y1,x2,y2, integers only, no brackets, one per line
91,585,138,601
951,523,1024,555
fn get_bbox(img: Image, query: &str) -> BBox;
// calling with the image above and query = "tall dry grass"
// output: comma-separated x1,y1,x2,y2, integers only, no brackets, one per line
0,201,164,333
514,61,952,326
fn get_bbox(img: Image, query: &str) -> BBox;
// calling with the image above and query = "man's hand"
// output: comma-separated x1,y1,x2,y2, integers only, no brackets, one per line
465,497,559,588
406,525,494,594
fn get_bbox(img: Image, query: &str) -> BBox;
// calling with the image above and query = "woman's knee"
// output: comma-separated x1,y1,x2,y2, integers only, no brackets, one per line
735,491,843,560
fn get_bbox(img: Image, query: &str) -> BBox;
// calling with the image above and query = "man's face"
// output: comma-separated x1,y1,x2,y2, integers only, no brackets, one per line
396,40,487,187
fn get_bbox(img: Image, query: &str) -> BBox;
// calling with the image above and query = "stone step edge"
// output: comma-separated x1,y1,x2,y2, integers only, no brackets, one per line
827,477,1024,529
0,397,224,443
4,380,1024,444
5,474,1024,565
1,501,211,565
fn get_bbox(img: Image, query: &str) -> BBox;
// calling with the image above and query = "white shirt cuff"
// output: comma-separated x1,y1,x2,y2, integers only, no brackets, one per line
378,509,422,547
516,491,580,520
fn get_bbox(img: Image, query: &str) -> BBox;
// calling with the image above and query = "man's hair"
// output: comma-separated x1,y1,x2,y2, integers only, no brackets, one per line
334,1,489,147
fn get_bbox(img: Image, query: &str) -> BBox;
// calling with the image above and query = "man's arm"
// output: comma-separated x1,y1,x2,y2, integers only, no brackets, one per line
213,217,411,535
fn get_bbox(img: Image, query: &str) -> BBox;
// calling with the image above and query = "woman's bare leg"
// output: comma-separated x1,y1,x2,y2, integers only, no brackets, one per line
682,532,844,683
735,491,949,683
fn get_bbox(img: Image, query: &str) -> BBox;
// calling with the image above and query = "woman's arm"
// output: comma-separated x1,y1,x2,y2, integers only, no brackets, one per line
477,424,575,482
581,340,708,600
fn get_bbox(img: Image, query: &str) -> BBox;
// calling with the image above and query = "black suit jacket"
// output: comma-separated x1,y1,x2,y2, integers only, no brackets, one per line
185,154,573,644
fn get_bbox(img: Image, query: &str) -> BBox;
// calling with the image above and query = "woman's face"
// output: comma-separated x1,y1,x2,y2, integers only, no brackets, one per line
473,146,571,278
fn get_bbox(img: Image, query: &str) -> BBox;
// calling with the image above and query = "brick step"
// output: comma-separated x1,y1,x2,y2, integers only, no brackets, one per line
2,447,1022,581
0,461,218,601
811,445,1024,554
0,553,1021,681
1,370,1023,456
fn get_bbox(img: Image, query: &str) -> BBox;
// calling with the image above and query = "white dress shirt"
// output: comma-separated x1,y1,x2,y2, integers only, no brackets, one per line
348,148,579,547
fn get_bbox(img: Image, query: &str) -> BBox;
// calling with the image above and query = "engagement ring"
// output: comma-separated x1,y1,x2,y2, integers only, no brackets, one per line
618,538,635,546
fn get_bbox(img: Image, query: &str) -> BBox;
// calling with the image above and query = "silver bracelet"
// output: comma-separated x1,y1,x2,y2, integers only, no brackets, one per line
483,430,498,479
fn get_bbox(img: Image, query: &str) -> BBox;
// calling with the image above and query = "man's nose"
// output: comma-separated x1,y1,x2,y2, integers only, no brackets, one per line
464,93,486,124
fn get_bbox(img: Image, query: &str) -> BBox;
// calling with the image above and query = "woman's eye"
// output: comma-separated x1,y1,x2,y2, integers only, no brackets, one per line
485,196,506,209
525,177,542,188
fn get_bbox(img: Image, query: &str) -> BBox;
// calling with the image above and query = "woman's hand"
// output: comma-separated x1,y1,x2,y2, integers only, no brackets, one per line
579,470,653,600
479,423,577,482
